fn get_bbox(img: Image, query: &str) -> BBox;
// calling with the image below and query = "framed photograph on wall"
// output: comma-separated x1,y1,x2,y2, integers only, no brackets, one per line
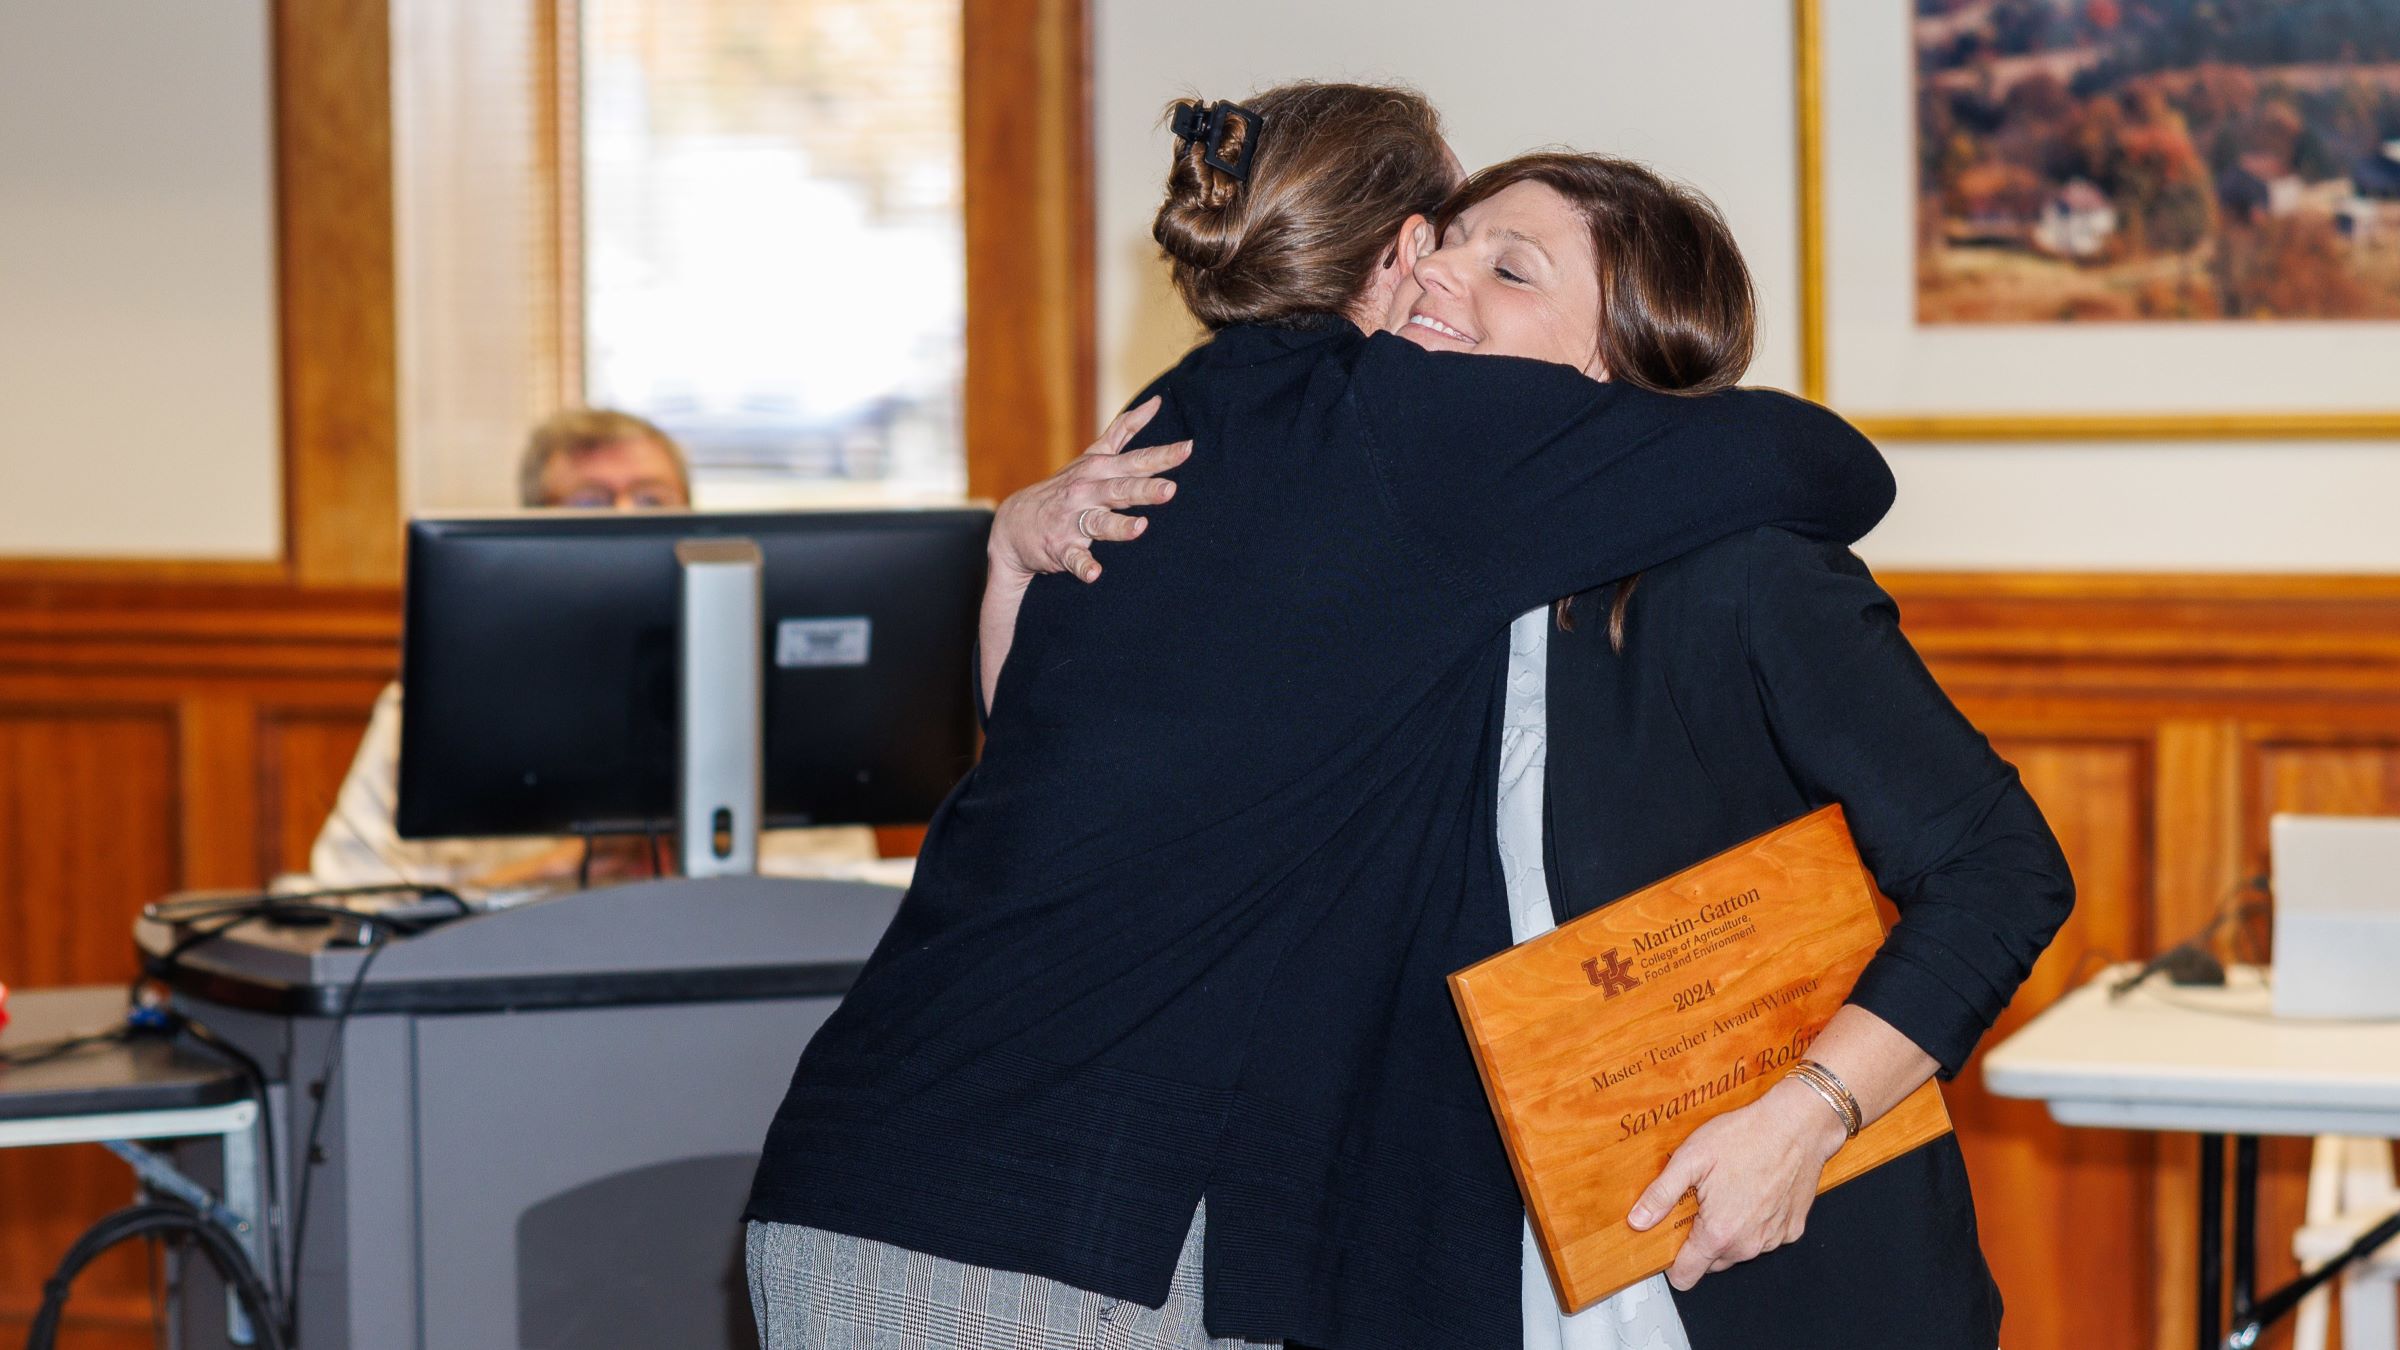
1797,0,2400,438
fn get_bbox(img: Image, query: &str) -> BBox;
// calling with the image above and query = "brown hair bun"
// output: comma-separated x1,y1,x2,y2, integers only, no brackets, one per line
1152,82,1455,330
1154,99,1256,272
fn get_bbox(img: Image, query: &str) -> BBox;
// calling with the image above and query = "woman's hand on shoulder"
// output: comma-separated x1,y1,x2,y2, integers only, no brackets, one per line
988,395,1190,584
1626,1076,1849,1290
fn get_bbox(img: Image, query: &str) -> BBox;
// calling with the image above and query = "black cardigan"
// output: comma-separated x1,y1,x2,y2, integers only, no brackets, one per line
1543,527,2076,1350
747,318,1895,1350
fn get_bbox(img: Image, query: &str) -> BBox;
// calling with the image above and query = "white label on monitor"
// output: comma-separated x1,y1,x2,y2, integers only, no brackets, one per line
775,617,871,668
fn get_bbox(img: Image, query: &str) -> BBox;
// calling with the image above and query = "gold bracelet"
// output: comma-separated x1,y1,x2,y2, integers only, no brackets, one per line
1787,1060,1862,1139
1786,1068,1856,1138
1798,1059,1863,1131
1797,1060,1863,1136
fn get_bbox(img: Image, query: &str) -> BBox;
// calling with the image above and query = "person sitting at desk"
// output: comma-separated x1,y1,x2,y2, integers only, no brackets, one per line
309,408,878,889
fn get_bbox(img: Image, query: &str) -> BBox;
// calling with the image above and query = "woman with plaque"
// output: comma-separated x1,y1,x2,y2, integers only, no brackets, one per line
984,153,2075,1347
1429,156,2076,1350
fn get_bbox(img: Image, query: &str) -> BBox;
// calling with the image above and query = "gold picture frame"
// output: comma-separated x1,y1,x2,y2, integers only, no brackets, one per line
1791,0,2400,440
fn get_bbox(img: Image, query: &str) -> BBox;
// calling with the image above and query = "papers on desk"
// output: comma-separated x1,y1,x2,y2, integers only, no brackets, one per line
762,854,916,889
456,855,917,913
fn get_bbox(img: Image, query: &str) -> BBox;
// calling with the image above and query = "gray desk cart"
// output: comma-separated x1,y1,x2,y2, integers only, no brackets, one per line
139,875,903,1350
0,986,267,1342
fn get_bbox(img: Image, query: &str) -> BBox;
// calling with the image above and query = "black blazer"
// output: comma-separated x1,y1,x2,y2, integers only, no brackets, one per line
1542,526,2075,1350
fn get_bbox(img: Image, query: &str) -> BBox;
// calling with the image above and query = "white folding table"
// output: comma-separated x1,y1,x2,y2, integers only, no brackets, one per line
1983,965,2400,1350
0,985,267,1344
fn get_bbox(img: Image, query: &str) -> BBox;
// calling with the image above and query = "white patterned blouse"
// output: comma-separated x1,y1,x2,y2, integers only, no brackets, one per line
1496,607,1692,1350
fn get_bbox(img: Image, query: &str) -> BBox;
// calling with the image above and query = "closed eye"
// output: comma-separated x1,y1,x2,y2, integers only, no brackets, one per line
1495,265,1528,284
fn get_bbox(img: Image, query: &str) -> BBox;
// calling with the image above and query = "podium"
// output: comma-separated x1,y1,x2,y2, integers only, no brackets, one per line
138,876,905,1350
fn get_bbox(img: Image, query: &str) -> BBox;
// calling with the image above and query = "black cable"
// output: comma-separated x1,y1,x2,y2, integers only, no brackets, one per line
281,932,389,1340
129,904,290,1010
143,881,467,925
132,891,458,1010
2110,876,2272,1000
0,999,291,1337
147,899,451,939
25,1200,286,1350
2225,897,2272,967
122,886,453,1343
9,883,475,1348
0,1026,134,1070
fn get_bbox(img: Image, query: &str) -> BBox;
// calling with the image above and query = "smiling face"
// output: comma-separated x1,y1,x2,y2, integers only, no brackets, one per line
1387,180,1605,377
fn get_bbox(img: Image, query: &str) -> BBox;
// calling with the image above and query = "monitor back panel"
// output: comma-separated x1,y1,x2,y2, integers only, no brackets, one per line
398,509,988,838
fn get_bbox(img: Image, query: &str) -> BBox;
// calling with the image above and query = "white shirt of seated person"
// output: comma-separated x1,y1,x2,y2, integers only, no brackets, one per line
307,683,877,889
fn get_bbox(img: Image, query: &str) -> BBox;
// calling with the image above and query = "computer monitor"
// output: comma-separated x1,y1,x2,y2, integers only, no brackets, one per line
396,508,991,840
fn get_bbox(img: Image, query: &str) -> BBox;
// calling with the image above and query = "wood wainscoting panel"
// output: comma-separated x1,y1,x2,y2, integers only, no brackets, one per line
2252,740,2400,836
2244,736,2400,1349
0,707,180,1347
1885,573,2400,1350
0,589,397,1345
177,695,264,892
2146,719,2253,1349
0,708,180,985
1948,737,2157,1350
6,571,2400,1348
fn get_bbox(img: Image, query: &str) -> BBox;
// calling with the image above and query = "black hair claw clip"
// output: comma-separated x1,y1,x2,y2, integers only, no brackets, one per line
1172,100,1266,183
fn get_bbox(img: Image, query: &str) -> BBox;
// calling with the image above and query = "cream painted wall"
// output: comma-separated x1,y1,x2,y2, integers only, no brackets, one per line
1092,0,2400,573
0,0,282,560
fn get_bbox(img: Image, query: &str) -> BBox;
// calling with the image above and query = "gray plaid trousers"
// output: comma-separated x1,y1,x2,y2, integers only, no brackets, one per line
744,1200,1281,1350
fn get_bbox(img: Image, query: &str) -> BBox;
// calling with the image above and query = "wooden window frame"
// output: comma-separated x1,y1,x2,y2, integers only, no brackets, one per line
0,0,403,591
961,0,1097,501
0,0,1093,596
548,0,1097,507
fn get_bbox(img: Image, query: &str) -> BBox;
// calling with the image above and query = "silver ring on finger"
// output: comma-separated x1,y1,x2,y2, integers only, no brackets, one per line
1075,506,1104,540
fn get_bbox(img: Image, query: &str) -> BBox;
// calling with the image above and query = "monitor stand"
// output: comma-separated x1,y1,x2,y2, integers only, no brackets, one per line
674,538,763,877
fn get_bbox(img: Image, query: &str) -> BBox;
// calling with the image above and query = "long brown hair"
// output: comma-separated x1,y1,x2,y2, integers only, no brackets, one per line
1153,83,1456,329
1436,153,1758,651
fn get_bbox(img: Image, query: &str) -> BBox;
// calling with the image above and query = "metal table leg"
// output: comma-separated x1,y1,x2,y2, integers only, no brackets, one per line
2200,1132,2224,1350
90,1103,267,1345
219,1111,267,1345
2232,1134,2258,1325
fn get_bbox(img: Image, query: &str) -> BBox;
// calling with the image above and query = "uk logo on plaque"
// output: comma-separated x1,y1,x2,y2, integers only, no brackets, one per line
1582,948,1641,998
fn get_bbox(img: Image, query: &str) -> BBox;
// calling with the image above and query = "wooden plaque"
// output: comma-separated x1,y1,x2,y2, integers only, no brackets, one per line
1448,804,1952,1312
